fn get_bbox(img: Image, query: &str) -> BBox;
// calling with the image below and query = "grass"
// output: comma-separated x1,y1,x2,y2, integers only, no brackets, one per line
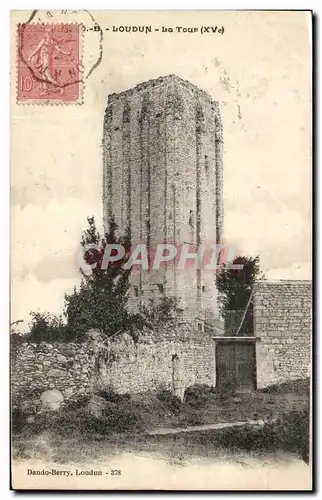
13,388,309,437
12,379,310,465
12,379,310,435
12,409,309,466
259,378,310,395
164,379,309,429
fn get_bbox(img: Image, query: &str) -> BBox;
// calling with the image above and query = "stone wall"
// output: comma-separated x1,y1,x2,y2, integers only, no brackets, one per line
11,332,104,414
12,280,313,415
11,323,215,414
254,280,312,388
97,323,215,399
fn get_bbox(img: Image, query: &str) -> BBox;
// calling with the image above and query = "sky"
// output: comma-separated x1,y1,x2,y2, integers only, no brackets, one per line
11,10,312,328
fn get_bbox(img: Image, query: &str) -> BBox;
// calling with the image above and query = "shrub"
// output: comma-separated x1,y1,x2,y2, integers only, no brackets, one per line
67,390,143,433
184,384,216,408
142,296,181,325
25,312,69,344
260,378,310,396
100,407,143,433
63,396,91,412
10,321,27,360
216,379,237,398
189,409,310,462
22,403,144,437
96,388,131,404
156,389,181,414
12,408,27,434
275,409,310,462
178,409,204,426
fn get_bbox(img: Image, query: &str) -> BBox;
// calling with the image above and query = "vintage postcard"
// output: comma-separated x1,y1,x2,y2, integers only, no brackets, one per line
10,10,312,491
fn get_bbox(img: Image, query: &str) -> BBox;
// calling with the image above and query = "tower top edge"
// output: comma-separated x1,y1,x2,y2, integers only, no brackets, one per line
107,74,218,106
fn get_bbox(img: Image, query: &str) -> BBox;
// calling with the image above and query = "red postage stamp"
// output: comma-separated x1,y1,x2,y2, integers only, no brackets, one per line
17,24,82,103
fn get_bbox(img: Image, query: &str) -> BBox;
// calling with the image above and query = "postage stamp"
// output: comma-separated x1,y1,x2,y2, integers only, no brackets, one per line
17,24,82,104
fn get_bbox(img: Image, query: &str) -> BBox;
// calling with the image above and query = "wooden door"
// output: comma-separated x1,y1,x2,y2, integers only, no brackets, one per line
216,341,256,392
216,341,235,391
234,342,256,392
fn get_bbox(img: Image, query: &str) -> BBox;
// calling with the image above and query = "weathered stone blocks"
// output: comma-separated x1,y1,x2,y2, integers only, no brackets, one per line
11,322,215,414
254,280,312,388
102,75,223,321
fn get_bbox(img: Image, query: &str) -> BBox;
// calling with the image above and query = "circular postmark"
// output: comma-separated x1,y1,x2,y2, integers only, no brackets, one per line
17,10,103,103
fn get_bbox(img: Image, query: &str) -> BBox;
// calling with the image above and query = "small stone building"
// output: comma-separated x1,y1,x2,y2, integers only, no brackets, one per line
253,279,312,388
213,279,312,391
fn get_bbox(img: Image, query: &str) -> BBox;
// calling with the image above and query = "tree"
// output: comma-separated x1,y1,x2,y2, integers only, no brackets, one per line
64,216,135,339
216,255,264,335
22,216,183,344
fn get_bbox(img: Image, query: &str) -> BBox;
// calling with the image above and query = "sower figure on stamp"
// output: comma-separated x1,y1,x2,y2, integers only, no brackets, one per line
27,26,71,95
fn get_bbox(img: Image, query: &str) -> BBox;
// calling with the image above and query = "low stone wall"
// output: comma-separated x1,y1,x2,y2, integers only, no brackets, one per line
254,280,312,388
13,279,312,414
11,323,215,414
97,330,215,399
11,333,105,414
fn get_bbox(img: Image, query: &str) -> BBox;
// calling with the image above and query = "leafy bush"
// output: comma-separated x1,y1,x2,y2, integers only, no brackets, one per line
96,388,131,404
62,395,91,412
10,321,27,359
18,401,144,437
156,389,181,414
186,409,310,462
216,379,237,398
25,312,69,344
12,407,27,434
100,407,143,433
142,296,181,325
177,408,204,426
184,384,216,408
275,409,310,462
260,378,310,396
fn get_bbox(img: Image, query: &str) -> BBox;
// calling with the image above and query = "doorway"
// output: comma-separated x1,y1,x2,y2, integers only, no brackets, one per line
216,340,256,392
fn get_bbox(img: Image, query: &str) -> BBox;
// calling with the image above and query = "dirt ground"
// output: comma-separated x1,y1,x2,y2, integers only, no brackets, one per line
11,383,311,490
11,431,312,490
12,389,309,462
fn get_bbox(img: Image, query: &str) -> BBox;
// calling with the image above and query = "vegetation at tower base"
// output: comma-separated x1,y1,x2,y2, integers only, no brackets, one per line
216,255,264,335
17,215,182,346
141,296,182,325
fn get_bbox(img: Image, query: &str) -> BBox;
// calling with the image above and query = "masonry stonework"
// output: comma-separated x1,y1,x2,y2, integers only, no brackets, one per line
102,75,223,321
97,323,215,399
12,280,313,415
254,280,312,389
11,323,215,414
11,334,103,414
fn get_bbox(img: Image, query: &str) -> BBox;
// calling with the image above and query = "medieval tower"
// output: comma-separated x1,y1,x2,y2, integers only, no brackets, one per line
102,75,223,322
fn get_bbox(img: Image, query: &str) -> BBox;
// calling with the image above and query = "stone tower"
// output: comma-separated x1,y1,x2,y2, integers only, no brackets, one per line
102,75,223,321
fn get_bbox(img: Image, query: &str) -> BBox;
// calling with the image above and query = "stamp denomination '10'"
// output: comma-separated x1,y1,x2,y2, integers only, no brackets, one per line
17,24,81,103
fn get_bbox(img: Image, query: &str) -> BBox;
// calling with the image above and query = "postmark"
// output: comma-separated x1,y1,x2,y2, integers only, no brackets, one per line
17,23,82,104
